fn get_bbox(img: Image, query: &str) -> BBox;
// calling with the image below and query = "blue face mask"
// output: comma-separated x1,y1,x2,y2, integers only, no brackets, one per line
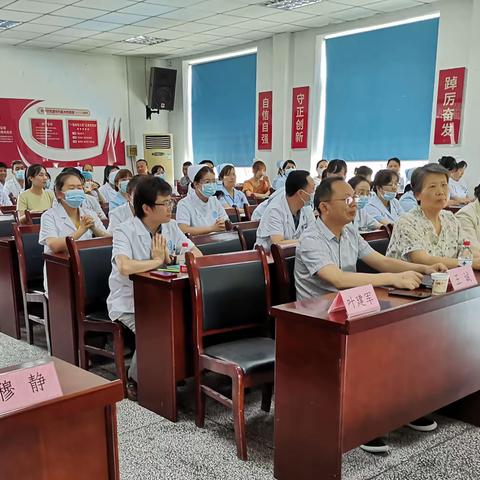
82,171,93,181
357,196,369,210
119,180,129,194
45,179,51,190
64,189,85,209
285,168,295,177
15,170,25,181
382,191,396,202
201,183,216,197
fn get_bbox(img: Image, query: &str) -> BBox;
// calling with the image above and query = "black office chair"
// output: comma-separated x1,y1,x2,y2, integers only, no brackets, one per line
270,244,297,304
357,231,391,274
233,221,260,251
191,231,246,255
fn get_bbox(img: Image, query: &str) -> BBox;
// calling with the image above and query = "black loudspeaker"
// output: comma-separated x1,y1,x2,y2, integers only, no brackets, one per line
148,67,177,111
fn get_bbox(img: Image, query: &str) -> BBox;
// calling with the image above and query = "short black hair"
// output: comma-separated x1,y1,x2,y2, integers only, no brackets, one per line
136,158,147,165
285,170,310,197
457,160,467,169
183,161,192,167
0,162,7,170
353,165,373,179
54,171,82,192
25,164,46,189
61,167,85,182
387,157,401,167
325,159,347,176
127,175,142,195
372,169,397,193
314,176,345,211
12,160,25,170
438,156,457,171
348,175,371,191
133,176,172,219
412,164,449,195
316,159,328,169
103,165,119,184
199,159,214,167
282,159,296,170
219,165,234,180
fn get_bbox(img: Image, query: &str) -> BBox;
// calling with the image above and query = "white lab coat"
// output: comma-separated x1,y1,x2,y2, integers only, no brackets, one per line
365,193,404,224
176,188,228,228
107,202,133,233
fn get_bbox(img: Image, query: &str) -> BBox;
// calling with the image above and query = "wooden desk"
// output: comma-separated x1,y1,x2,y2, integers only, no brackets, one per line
44,252,78,365
272,280,480,480
0,357,123,480
0,236,23,339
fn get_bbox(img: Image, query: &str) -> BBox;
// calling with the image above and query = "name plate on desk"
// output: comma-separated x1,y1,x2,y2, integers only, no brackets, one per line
449,266,477,291
0,361,63,415
328,284,381,318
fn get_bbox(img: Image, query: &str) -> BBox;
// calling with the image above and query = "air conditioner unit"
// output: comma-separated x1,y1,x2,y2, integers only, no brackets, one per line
143,133,174,184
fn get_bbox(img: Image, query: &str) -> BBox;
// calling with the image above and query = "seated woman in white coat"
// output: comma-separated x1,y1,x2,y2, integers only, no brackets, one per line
216,164,249,210
455,183,480,253
255,170,316,252
99,166,120,205
176,165,229,235
272,160,296,191
108,175,142,233
39,171,110,291
366,169,404,225
347,176,381,231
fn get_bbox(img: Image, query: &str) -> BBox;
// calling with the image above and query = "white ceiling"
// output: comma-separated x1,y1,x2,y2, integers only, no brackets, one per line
0,0,438,58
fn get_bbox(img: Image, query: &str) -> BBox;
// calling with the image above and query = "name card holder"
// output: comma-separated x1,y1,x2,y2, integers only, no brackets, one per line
328,284,381,318
0,361,63,415
448,265,478,291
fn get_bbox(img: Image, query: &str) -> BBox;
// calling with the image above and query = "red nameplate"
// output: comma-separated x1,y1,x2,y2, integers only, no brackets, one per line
448,265,477,291
0,361,63,415
328,284,381,318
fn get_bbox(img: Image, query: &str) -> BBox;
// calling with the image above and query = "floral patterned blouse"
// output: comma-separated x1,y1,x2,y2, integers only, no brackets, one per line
386,206,463,261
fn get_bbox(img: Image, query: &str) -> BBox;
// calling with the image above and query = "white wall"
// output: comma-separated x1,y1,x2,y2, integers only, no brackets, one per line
168,0,480,192
0,45,170,183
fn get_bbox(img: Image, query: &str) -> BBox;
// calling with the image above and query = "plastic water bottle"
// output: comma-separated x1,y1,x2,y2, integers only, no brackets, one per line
177,242,189,273
458,240,473,267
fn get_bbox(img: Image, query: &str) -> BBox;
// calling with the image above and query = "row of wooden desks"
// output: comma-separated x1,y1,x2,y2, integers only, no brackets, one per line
272,273,480,480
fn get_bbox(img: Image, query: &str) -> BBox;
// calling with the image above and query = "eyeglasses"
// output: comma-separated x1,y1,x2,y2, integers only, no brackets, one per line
325,195,358,206
383,183,398,190
155,200,174,209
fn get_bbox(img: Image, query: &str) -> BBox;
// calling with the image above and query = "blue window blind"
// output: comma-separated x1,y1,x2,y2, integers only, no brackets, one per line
323,18,439,161
191,54,257,167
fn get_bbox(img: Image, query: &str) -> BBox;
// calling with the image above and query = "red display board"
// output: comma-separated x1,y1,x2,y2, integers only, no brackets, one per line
31,118,64,149
68,120,98,149
291,86,309,149
258,91,272,150
433,67,466,145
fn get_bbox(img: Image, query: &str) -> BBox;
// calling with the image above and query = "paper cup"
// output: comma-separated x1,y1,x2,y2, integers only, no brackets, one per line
431,272,449,296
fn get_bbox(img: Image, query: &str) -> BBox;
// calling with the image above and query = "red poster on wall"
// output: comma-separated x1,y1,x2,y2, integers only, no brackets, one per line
68,119,98,149
433,67,466,145
291,86,309,149
31,118,64,149
258,91,272,150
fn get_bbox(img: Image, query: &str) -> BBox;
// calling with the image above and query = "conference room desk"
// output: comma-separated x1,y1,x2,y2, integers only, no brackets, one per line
0,357,123,480
272,276,480,480
0,236,23,339
131,253,276,422
43,252,78,366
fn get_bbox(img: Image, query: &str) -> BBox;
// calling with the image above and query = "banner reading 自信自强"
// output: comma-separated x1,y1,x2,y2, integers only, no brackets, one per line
0,98,126,167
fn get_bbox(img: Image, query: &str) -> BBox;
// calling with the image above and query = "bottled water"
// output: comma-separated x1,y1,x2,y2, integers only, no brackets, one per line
458,240,473,267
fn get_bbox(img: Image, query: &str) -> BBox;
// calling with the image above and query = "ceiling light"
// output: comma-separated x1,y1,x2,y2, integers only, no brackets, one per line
124,35,167,46
264,0,322,10
0,20,22,29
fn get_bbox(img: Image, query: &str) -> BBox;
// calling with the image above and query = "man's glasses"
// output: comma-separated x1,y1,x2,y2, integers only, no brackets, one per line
325,195,358,206
155,200,175,209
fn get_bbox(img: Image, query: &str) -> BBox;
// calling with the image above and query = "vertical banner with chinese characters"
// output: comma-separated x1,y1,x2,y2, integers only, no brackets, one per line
433,67,466,145
291,86,309,149
258,91,272,150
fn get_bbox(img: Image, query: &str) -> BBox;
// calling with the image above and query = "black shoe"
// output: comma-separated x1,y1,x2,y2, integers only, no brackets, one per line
407,416,437,432
126,379,138,402
360,437,390,454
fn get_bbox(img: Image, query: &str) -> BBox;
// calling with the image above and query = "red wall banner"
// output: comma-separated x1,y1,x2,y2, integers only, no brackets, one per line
433,67,466,145
291,86,309,149
0,98,125,167
258,91,272,150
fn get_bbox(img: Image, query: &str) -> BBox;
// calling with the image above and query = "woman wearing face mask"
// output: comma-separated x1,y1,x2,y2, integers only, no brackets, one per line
242,160,271,200
17,164,55,223
108,175,142,233
39,171,109,291
272,160,296,191
324,159,347,180
348,176,381,232
314,159,328,185
109,169,133,211
216,163,249,210
82,167,105,203
366,169,404,225
99,165,120,204
176,165,229,235
151,165,166,178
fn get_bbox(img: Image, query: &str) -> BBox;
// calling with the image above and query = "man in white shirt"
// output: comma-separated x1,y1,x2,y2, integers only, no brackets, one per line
4,160,26,201
107,176,202,399
255,170,316,252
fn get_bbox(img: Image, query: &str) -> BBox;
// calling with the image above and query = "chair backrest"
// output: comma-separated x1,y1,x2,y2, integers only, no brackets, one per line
24,211,43,225
191,231,246,255
0,206,16,215
224,206,241,223
233,221,260,251
243,204,257,221
360,226,390,242
357,229,390,273
66,237,113,317
187,249,271,348
0,217,14,236
270,243,297,304
12,224,43,292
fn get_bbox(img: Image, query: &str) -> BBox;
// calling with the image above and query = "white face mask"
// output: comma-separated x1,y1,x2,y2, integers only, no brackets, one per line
317,167,326,176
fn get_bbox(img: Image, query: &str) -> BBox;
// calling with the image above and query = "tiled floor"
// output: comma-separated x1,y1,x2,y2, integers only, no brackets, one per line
2,331,480,480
